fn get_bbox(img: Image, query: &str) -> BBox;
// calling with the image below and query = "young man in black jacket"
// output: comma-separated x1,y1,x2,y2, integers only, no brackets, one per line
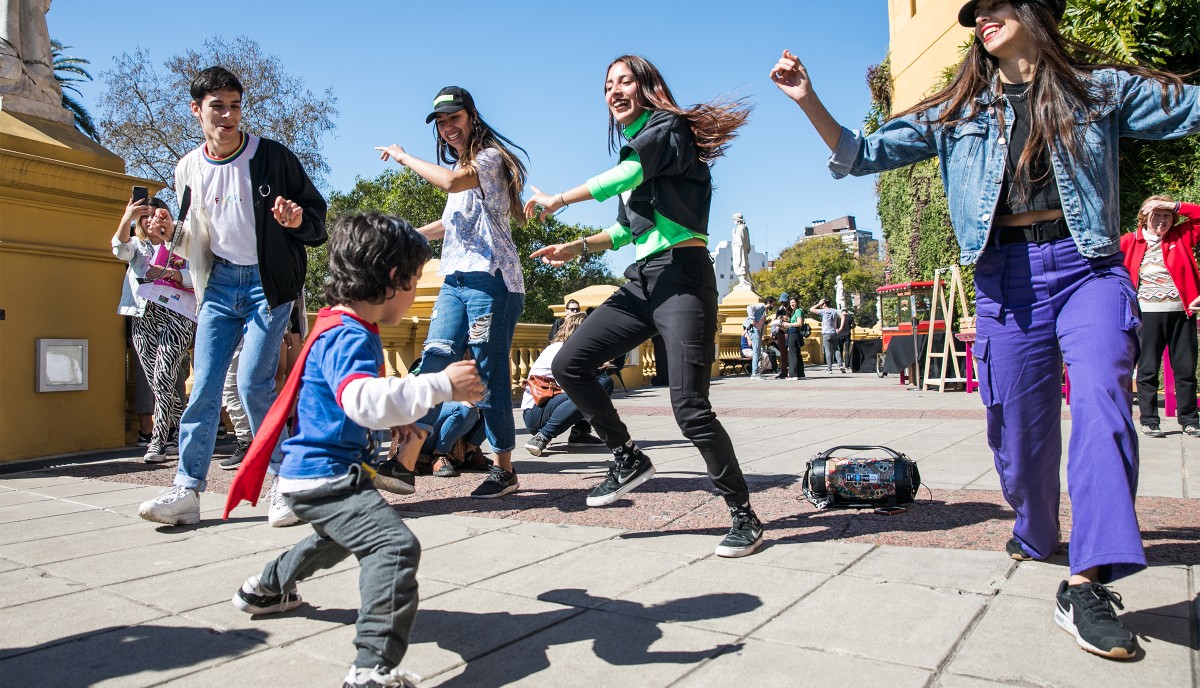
139,67,327,529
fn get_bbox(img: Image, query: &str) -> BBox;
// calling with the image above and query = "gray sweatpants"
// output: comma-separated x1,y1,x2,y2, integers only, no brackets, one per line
258,466,420,669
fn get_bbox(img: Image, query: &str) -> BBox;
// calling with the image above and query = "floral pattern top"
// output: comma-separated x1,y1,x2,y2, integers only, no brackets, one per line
439,147,525,294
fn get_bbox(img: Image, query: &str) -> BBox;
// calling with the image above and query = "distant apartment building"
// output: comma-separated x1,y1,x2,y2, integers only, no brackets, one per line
710,240,767,301
795,215,879,258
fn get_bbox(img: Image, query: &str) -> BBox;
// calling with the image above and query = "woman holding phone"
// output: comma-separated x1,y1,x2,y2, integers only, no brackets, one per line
376,86,528,499
113,195,196,463
771,0,1200,658
1121,196,1200,438
525,55,763,558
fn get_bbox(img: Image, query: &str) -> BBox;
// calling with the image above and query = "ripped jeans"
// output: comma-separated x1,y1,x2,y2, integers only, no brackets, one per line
417,270,523,453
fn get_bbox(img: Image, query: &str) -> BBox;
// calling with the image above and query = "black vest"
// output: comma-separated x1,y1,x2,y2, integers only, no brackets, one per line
616,111,712,240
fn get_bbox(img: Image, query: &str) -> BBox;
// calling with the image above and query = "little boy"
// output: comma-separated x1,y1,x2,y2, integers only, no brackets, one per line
229,214,483,687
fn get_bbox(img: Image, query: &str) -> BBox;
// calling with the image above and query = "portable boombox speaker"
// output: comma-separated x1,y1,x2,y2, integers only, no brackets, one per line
802,445,921,510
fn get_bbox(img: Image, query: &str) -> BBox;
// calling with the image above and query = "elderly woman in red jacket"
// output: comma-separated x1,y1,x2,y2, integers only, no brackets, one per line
1121,196,1200,438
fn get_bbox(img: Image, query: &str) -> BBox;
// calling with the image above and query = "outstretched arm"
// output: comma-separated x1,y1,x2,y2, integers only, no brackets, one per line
771,49,842,153
530,232,616,266
377,144,480,193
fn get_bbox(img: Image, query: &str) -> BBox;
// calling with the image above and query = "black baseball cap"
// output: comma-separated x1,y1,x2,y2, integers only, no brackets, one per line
426,86,474,123
958,0,1065,27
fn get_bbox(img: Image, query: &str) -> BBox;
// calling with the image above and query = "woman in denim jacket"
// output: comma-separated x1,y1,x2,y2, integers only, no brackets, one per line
773,0,1200,660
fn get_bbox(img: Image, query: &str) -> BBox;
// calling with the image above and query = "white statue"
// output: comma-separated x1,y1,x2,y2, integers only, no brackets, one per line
0,0,73,124
731,212,752,290
835,275,846,311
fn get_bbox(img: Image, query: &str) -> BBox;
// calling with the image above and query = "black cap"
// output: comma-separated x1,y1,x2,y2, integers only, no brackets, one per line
426,86,474,123
958,0,1065,28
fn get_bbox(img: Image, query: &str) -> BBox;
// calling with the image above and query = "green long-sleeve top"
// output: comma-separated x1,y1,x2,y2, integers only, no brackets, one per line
585,111,708,260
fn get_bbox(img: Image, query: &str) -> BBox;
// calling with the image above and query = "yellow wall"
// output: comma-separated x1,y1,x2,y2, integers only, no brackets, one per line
0,111,162,461
888,0,974,111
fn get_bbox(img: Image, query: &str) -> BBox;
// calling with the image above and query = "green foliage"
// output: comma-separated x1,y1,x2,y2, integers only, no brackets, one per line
868,0,1199,313
51,39,98,141
751,236,886,313
310,169,620,322
863,56,893,135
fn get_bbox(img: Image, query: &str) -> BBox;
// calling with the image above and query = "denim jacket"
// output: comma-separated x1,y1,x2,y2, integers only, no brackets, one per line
829,68,1200,264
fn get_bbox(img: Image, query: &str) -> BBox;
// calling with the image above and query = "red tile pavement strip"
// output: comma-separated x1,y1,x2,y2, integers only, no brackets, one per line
42,458,1196,566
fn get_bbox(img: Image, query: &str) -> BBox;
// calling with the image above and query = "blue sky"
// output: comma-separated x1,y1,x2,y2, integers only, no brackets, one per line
50,0,892,270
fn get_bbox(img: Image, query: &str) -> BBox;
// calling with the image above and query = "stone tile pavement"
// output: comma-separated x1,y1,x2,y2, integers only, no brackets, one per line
0,369,1196,686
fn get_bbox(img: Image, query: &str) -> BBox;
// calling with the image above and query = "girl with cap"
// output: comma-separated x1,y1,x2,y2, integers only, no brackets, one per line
771,0,1200,659
525,55,764,558
376,86,528,499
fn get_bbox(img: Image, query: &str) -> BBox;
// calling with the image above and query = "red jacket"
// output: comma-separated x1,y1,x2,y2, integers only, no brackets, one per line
1120,202,1200,310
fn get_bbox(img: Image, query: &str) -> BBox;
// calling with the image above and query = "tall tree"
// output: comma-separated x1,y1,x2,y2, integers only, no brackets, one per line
752,236,885,318
96,36,337,205
314,169,620,323
51,39,98,140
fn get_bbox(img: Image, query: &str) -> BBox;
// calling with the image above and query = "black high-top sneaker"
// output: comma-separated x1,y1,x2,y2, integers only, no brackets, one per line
586,442,655,506
715,503,764,557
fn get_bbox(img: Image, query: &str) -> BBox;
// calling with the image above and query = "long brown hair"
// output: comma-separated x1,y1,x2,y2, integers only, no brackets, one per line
894,0,1185,198
551,312,587,343
606,55,751,164
434,106,528,222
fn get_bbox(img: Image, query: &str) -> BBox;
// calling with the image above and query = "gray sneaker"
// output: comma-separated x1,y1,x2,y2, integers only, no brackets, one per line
219,441,251,470
1140,424,1165,438
524,432,551,456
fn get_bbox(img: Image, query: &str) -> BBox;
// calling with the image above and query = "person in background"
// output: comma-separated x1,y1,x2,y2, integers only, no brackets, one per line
746,299,767,380
810,297,844,373
1120,195,1200,438
523,313,612,456
837,307,855,373
785,296,807,380
112,195,196,464
548,299,581,341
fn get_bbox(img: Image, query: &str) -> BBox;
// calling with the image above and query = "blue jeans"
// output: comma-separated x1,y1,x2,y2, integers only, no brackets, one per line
420,402,485,455
748,327,762,376
524,375,614,439
175,259,292,491
418,271,523,453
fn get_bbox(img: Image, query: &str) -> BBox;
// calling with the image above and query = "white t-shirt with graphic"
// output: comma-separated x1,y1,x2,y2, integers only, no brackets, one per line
440,147,524,294
201,133,260,266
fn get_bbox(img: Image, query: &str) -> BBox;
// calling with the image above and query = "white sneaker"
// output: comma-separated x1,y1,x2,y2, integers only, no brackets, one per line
138,485,200,526
267,478,301,528
343,665,421,687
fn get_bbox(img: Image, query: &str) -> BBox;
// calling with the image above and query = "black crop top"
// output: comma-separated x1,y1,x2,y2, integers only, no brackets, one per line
996,82,1062,216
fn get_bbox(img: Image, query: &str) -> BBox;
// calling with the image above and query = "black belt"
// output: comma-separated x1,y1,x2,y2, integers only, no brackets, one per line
996,217,1069,244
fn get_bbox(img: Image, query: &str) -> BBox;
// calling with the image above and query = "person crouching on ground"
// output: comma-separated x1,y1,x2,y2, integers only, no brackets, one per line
1121,195,1200,439
230,214,483,687
523,313,613,457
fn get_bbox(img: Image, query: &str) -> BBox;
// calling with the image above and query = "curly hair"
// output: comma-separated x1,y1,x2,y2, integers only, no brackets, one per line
322,214,431,306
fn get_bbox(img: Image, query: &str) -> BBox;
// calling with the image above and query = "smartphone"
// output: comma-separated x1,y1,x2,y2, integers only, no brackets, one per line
874,506,907,516
131,185,148,205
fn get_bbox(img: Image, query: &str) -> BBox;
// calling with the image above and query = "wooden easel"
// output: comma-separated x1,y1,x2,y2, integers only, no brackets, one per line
923,265,970,392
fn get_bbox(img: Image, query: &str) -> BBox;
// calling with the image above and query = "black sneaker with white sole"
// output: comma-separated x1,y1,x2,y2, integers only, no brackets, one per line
1184,425,1200,437
586,445,655,507
1054,580,1138,659
524,432,550,456
232,575,303,615
566,430,605,446
715,503,764,557
470,464,518,498
219,440,251,470
372,459,416,495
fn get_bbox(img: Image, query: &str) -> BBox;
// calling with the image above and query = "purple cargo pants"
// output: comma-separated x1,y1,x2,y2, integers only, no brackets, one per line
973,236,1146,583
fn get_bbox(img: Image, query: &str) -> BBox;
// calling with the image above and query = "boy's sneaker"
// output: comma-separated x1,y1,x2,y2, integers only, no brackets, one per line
1054,580,1138,659
471,464,519,499
216,422,228,439
1006,537,1035,561
524,432,551,456
372,459,416,495
715,503,764,557
432,455,459,477
143,440,168,464
1184,425,1200,437
586,444,655,507
138,485,200,526
1140,423,1164,438
136,430,152,447
267,479,301,528
566,429,605,446
342,665,420,688
219,440,252,470
232,575,303,615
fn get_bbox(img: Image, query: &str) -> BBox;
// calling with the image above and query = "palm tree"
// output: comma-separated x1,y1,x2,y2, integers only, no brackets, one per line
51,39,98,141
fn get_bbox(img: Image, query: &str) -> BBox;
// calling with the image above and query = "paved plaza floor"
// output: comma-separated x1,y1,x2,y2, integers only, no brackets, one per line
1,369,1197,686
